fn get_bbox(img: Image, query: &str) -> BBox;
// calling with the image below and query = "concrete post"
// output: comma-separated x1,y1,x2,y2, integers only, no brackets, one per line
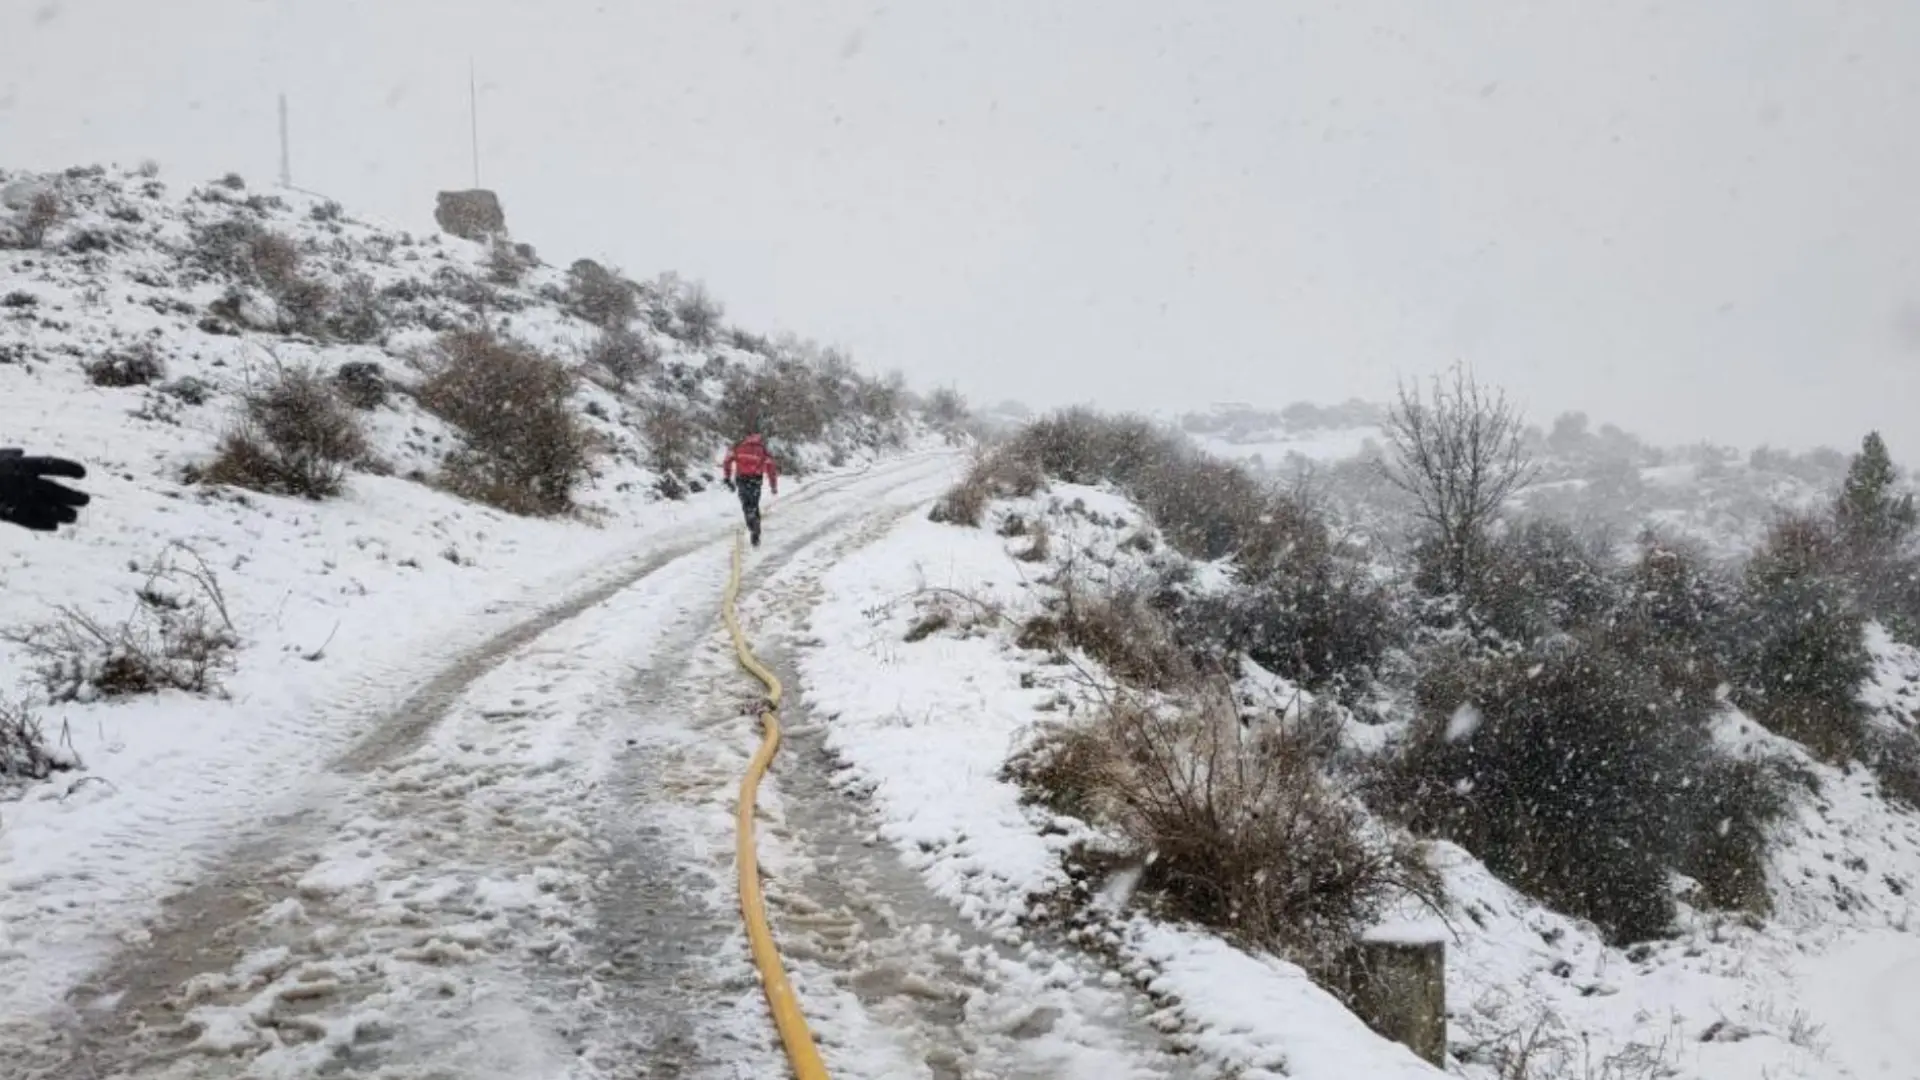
1343,930,1447,1067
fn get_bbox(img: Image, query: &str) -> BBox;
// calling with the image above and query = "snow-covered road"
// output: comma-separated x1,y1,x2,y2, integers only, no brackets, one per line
7,451,1197,1079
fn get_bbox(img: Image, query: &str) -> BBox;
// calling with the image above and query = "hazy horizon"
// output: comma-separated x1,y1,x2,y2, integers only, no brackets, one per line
5,1,1917,456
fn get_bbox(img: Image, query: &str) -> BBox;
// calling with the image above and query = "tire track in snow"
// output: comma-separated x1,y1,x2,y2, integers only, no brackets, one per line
723,515,1202,1080
6,455,955,1080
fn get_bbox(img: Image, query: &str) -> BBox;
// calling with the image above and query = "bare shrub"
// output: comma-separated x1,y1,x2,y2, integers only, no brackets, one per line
1017,409,1170,489
1003,719,1115,822
160,376,213,406
1057,688,1430,971
326,275,386,344
1015,519,1052,563
85,342,167,387
189,218,266,278
643,400,705,497
188,219,337,334
5,545,239,702
485,240,537,286
1869,728,1920,810
930,447,1045,527
923,386,970,432
0,699,75,788
565,259,639,328
1380,365,1537,599
587,326,661,385
930,476,990,527
1020,568,1192,691
714,360,825,445
331,361,388,410
14,191,65,249
246,231,303,294
419,330,591,516
673,281,725,346
204,366,367,499
1011,409,1276,560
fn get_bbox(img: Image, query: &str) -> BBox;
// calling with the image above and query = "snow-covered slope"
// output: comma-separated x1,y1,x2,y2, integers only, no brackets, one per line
0,164,943,1023
802,475,1920,1080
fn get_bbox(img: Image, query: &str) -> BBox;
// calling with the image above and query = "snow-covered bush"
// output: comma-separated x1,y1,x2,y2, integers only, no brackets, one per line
1177,495,1399,695
672,281,724,347
204,365,368,499
188,217,336,336
1870,728,1920,809
1017,560,1192,691
330,360,388,410
1017,687,1433,976
325,274,386,344
3,191,66,250
563,258,638,328
483,239,536,286
642,399,704,499
84,341,166,388
419,329,592,516
586,325,660,386
4,546,239,702
930,446,1043,526
1726,514,1872,762
0,699,74,790
1377,635,1787,942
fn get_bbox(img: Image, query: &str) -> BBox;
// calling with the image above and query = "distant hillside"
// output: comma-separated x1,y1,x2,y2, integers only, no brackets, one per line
1177,400,1902,560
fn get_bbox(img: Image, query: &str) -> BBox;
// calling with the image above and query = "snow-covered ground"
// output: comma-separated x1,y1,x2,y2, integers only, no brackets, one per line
798,492,1443,1080
9,165,1918,1079
0,164,928,1026
796,481,1920,1080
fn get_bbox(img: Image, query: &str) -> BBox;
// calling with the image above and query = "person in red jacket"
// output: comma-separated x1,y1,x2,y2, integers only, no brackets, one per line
722,433,779,547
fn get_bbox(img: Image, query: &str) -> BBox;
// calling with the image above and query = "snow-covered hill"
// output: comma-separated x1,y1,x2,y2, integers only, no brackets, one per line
0,164,948,1026
1176,402,1886,561
822,441,1920,1079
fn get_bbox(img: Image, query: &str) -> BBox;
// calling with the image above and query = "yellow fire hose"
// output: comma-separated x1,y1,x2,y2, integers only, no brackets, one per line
724,532,831,1080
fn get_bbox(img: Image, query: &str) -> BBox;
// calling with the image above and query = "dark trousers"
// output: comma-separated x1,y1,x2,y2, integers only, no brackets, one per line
735,475,763,540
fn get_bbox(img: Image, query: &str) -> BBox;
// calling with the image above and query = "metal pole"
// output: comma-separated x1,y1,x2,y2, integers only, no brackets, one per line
278,93,292,188
469,59,480,188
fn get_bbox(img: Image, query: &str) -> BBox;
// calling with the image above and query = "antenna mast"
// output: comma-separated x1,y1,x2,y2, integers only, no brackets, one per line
278,93,292,188
468,59,481,188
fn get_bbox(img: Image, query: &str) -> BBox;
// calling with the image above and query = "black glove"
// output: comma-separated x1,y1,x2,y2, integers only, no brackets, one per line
723,477,735,492
0,449,90,532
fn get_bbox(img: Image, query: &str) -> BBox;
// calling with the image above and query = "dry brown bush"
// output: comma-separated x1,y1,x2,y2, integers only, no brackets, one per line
419,330,591,516
0,699,74,788
204,366,367,499
4,544,239,702
587,327,661,385
14,191,65,249
1011,686,1430,973
930,447,1045,527
85,342,167,387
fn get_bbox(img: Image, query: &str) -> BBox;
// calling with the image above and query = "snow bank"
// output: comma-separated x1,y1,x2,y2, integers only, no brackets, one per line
798,497,1446,1079
800,472,1920,1080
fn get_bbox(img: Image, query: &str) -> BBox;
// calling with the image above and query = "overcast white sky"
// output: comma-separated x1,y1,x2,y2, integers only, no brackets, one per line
4,1,1917,452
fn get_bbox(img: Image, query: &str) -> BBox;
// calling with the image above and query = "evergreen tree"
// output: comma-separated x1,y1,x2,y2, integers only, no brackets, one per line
1728,516,1871,761
1835,432,1916,565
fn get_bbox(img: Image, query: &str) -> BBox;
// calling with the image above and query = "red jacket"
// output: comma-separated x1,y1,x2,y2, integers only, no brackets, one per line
723,435,779,493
